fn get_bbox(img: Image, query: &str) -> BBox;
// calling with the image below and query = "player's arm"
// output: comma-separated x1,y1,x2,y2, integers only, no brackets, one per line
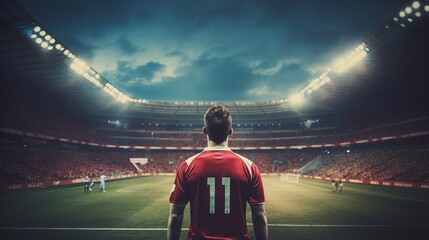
250,203,268,240
167,204,185,240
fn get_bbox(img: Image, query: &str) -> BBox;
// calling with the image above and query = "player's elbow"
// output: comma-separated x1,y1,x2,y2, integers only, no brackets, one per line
169,213,182,222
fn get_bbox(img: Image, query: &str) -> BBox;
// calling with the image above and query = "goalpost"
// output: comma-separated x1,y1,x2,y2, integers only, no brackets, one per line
280,173,300,183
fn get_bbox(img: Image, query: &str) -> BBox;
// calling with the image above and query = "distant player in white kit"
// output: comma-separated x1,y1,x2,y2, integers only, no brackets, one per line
100,175,106,192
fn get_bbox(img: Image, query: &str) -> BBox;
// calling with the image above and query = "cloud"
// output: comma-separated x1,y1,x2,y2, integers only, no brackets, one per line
179,55,257,101
15,0,407,101
61,35,99,60
247,86,270,96
116,38,139,55
165,50,187,59
103,61,166,86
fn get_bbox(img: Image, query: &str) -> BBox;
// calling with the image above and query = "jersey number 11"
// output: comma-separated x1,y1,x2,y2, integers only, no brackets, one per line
207,177,230,214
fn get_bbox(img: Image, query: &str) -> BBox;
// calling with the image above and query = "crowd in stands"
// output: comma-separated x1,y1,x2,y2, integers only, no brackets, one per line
129,151,318,174
1,91,429,186
2,90,429,149
96,116,429,147
303,145,429,183
1,91,101,143
2,144,428,185
0,148,135,185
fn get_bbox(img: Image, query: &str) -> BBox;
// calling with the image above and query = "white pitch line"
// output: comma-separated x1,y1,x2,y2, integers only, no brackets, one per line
1,223,427,231
0,227,188,231
257,223,428,227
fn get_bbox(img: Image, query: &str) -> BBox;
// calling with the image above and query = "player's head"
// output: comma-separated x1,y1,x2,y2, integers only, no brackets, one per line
203,105,233,144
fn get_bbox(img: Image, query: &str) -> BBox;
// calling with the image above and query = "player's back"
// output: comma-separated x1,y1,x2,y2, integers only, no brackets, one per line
173,146,263,239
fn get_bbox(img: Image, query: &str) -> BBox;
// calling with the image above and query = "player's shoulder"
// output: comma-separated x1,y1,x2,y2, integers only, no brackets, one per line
230,151,254,166
179,152,204,168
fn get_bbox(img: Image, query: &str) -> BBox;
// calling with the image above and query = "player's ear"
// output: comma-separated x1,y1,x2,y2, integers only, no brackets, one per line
202,127,208,137
228,128,233,137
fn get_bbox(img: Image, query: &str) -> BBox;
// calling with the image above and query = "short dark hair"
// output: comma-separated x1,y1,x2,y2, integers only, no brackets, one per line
204,105,232,144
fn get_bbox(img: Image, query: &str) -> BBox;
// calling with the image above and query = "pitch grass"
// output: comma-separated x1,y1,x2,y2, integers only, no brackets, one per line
0,176,428,240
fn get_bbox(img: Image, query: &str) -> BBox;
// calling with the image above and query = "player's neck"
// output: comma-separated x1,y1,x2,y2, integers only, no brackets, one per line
207,140,228,148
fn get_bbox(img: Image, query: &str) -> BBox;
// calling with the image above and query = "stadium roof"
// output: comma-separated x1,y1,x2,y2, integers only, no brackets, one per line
1,0,428,121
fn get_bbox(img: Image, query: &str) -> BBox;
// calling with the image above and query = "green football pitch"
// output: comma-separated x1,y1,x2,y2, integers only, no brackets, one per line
0,176,428,240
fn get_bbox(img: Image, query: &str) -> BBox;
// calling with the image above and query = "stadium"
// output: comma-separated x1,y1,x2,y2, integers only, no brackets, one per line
1,0,429,239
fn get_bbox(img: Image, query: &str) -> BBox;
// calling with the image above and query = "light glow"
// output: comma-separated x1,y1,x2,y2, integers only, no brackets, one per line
288,93,305,107
412,2,421,9
34,26,41,32
39,31,46,36
41,42,48,48
405,7,412,14
399,11,406,17
35,38,42,44
332,44,367,73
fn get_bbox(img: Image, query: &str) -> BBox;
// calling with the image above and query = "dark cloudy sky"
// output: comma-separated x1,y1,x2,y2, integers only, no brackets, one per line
16,0,405,101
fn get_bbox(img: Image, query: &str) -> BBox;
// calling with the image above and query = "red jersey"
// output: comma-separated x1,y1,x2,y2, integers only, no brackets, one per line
169,146,265,240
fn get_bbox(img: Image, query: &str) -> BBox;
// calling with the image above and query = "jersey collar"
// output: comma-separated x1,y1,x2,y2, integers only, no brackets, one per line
204,146,231,151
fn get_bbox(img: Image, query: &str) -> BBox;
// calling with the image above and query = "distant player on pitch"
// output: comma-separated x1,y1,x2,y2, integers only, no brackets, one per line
168,105,268,240
100,174,106,192
84,175,90,193
331,178,336,192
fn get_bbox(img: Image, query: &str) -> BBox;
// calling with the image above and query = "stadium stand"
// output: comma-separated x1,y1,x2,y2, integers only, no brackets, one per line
0,147,135,185
1,90,429,186
301,144,429,183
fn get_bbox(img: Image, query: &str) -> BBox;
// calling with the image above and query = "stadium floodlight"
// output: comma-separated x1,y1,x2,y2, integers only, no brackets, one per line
39,31,46,36
34,26,41,32
415,12,421,17
31,34,37,39
35,38,42,44
412,1,421,9
399,11,406,17
45,35,51,41
49,38,55,44
333,44,367,73
71,58,88,75
95,74,100,79
288,93,305,107
41,42,48,48
405,7,412,14
55,44,62,50
425,5,429,12
64,49,70,55
47,46,53,50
